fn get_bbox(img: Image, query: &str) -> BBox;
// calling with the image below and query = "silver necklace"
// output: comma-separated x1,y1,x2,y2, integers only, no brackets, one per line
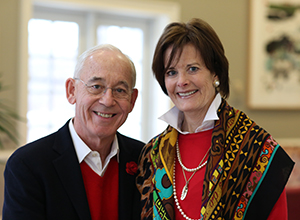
180,167,197,200
176,140,210,172
176,139,210,200
173,157,200,220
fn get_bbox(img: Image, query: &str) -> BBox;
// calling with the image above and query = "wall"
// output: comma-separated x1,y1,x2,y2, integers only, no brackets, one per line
0,0,299,217
0,0,20,150
150,0,299,140
1,0,299,145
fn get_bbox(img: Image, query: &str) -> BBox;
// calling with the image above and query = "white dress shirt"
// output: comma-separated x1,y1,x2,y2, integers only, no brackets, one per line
159,93,222,134
68,119,120,177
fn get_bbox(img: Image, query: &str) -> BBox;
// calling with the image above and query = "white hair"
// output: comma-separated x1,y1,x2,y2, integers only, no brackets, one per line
73,44,136,87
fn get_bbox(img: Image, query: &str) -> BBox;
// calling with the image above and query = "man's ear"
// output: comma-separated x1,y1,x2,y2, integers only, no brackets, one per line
129,88,138,112
66,78,76,104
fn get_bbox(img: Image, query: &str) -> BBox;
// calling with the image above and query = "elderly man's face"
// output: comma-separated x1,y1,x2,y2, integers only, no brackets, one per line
67,50,138,142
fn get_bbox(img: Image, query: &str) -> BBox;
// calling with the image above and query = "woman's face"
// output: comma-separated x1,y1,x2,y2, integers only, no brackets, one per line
164,43,218,116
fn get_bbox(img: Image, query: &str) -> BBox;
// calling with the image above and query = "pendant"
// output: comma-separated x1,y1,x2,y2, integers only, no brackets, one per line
181,184,188,200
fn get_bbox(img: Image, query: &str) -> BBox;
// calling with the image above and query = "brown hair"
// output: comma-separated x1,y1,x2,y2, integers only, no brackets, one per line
152,18,229,98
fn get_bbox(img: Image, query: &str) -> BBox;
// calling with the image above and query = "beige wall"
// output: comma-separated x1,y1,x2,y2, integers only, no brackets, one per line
0,0,20,149
0,0,299,146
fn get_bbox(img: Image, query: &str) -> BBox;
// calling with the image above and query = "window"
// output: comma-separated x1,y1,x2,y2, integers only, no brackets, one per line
20,0,179,144
28,18,78,142
96,17,146,140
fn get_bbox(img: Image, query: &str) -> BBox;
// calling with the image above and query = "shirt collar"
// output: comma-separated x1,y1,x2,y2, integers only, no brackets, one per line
68,119,120,163
159,93,222,134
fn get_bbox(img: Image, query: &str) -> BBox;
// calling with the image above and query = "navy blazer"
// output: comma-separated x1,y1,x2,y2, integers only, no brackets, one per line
2,120,144,220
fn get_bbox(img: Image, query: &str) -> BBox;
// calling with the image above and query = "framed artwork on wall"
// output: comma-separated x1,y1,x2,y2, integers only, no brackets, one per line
247,0,300,109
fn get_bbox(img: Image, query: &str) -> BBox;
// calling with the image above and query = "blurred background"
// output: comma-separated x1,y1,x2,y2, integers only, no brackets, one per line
0,0,299,218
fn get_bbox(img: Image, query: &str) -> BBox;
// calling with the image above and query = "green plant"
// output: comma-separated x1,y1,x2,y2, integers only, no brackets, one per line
0,80,23,148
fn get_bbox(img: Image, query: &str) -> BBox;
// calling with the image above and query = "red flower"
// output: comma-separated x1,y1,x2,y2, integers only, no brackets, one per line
126,161,138,175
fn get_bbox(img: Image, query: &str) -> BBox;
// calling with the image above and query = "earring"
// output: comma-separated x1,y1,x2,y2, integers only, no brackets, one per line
213,80,220,88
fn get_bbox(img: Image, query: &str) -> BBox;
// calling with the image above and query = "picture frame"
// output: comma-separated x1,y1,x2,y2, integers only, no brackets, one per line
247,0,300,109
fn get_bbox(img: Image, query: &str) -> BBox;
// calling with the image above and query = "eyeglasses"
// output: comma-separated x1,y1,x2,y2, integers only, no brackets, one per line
74,78,132,100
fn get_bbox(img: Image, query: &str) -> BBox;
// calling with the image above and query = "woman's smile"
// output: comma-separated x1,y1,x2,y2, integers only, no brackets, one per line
177,89,198,98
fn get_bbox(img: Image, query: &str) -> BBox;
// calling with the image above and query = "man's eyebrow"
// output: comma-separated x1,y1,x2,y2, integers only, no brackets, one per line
88,77,105,83
116,81,130,90
88,77,130,89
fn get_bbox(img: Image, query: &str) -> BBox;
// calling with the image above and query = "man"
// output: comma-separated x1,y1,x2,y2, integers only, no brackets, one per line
3,44,145,220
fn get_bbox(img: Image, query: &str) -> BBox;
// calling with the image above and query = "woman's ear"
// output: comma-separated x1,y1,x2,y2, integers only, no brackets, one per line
66,78,76,104
213,74,220,88
213,73,219,81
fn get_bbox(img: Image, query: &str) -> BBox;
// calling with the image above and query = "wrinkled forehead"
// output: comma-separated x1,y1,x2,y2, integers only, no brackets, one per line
86,76,130,89
82,51,133,87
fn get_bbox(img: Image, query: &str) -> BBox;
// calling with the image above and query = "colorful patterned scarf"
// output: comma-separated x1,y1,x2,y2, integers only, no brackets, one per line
136,100,294,220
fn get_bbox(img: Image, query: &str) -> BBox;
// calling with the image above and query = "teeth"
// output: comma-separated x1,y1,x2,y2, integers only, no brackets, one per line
178,90,197,97
96,112,113,118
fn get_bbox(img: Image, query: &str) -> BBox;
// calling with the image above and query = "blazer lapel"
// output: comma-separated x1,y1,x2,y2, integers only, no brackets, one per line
117,133,141,220
52,122,91,220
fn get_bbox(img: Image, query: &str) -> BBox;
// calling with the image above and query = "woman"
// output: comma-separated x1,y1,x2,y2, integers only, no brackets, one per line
136,18,294,220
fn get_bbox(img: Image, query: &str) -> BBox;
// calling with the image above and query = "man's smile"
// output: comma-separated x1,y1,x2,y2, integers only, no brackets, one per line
94,111,115,118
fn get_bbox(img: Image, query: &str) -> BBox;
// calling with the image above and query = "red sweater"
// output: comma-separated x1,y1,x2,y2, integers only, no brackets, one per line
174,130,287,219
80,157,119,220
174,130,212,219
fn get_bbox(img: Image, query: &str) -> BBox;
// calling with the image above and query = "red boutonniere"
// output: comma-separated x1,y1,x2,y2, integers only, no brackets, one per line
126,161,138,175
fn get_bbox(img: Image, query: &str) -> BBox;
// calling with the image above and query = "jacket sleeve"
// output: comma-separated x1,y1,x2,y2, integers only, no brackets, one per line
2,153,47,220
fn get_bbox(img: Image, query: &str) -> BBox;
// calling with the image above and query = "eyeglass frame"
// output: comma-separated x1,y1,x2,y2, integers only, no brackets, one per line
74,77,133,100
